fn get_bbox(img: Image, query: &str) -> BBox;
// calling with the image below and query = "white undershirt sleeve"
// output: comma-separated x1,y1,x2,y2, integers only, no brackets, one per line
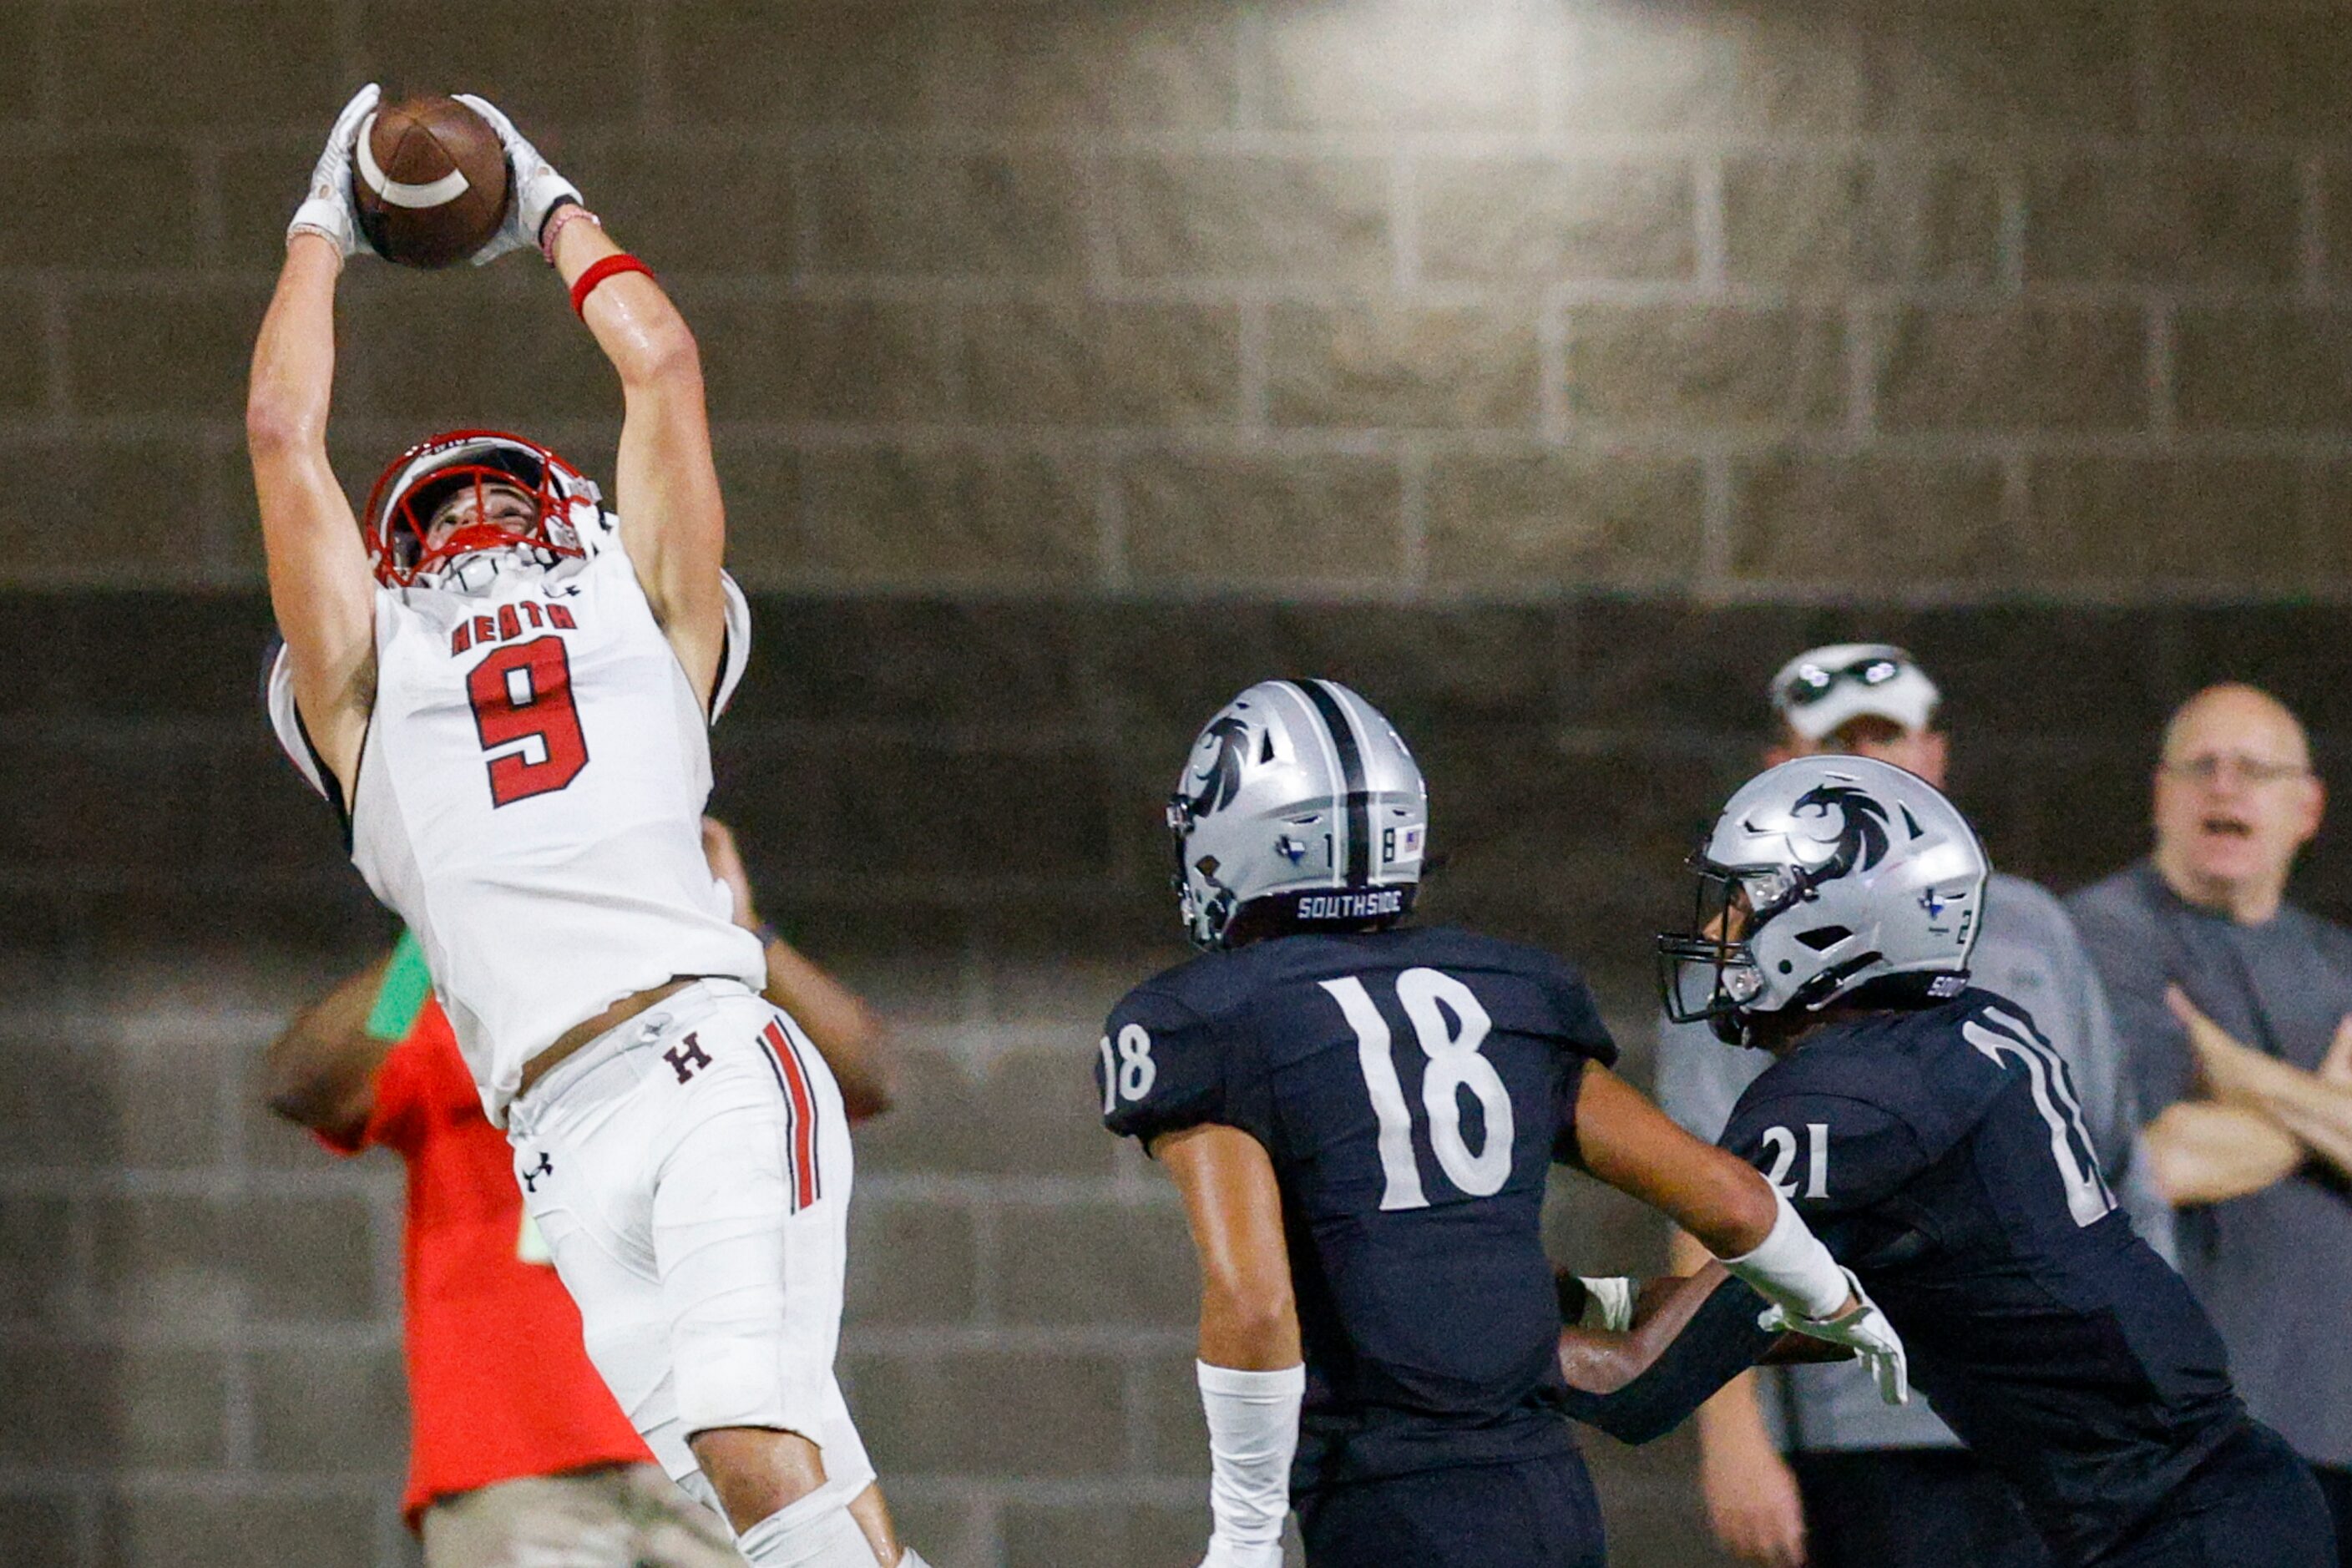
1197,1359,1304,1559
1714,1184,1851,1320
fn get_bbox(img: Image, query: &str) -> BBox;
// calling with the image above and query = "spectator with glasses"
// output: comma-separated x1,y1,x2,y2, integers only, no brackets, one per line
2070,683,2352,1564
1656,643,2172,1568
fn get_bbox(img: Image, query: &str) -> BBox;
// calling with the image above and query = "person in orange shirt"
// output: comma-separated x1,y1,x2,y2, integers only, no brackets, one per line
267,819,898,1568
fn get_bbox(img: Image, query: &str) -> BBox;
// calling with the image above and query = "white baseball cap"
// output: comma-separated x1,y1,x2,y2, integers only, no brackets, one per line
1768,643,1941,741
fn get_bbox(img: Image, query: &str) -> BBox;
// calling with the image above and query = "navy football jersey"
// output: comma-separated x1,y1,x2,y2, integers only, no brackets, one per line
1721,990,2245,1565
1098,926,1617,1492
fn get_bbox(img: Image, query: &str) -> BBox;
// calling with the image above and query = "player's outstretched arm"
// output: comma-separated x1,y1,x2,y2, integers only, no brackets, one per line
702,817,898,1120
1566,1065,1908,1404
456,95,728,709
1665,1229,1811,1568
1155,1124,1302,1568
265,948,401,1143
1553,1263,1842,1447
249,85,382,792
1567,1065,1778,1254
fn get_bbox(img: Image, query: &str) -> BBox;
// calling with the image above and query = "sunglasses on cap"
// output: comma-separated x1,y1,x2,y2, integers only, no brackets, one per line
1775,653,1914,710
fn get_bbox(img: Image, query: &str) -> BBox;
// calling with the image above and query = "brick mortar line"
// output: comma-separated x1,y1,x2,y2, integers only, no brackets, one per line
39,281,68,421
1681,579,2352,609
2000,450,2032,563
875,1474,1202,1506
0,407,2302,458
1693,154,1727,293
1538,288,1568,442
2298,154,2329,299
363,126,2352,159
1399,438,1429,594
0,1467,390,1499
1096,434,1129,592
842,1325,1195,1355
2147,301,2177,436
16,270,2352,311
859,1177,1179,1206
180,421,2348,458
0,700,2340,765
8,118,2348,159
0,1023,341,1055
0,1320,399,1351
0,1167,389,1198
1995,161,2027,294
1699,449,1734,587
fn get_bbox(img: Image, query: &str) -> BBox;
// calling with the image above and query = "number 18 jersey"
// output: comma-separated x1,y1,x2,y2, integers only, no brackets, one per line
1098,925,1618,1493
268,539,766,1125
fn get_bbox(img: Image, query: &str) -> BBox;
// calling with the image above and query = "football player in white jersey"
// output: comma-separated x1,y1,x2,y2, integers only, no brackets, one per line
248,86,923,1568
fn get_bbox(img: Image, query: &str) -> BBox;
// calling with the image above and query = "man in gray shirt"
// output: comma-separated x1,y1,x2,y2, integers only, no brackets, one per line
2070,683,2352,1566
1658,644,2173,1568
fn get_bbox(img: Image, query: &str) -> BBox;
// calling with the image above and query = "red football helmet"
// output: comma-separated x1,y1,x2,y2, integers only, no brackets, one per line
362,429,605,588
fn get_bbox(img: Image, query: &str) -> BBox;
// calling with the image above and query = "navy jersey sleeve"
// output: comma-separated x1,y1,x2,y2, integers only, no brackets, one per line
1535,952,1620,1070
1722,1090,1934,1218
1097,983,1235,1150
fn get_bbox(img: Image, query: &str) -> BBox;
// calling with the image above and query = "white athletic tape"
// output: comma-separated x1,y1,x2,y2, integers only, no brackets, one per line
354,113,471,209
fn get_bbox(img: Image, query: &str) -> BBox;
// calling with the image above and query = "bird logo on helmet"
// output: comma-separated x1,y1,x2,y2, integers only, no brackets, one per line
1783,781,1893,881
1658,756,1986,1046
361,428,613,593
1166,680,1429,950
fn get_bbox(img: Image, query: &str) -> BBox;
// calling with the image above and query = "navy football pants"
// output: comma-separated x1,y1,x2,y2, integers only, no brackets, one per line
2098,1424,2337,1568
1296,1451,1605,1568
1788,1449,2049,1568
2310,1463,2352,1568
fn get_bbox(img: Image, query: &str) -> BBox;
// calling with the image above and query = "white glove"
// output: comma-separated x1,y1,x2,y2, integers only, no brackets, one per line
287,83,380,260
1196,1540,1285,1568
1576,1275,1638,1333
1759,1265,1910,1406
453,93,583,265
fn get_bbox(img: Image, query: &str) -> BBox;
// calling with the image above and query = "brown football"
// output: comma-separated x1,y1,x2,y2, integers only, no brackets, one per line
352,95,510,269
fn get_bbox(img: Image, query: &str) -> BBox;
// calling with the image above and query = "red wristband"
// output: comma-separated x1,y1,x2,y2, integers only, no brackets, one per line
569,253,655,318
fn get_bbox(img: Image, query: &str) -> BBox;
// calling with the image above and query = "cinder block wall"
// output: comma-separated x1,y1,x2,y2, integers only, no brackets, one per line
5,3,2351,1565
3,0,2348,596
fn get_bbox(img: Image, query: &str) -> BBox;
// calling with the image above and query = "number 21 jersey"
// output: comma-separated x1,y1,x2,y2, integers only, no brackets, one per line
1720,991,2244,1565
1099,925,1617,1492
268,538,766,1125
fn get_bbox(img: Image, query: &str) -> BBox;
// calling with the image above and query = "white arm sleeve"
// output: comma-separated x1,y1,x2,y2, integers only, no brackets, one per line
711,569,753,720
1197,1360,1302,1557
1714,1185,1850,1320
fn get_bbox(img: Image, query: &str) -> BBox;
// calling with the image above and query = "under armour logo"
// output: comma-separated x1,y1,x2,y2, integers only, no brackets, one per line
664,1032,713,1084
521,1151,553,1192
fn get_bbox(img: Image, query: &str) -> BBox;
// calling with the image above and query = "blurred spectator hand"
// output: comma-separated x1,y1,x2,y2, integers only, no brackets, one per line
701,816,759,929
1700,1418,1808,1567
2324,1016,2352,1089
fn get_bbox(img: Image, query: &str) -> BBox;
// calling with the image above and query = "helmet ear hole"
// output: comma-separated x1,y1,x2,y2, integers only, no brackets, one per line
1796,925,1854,951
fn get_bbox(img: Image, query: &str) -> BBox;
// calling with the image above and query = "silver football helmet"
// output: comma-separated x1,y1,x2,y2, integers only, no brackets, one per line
1657,755,1987,1044
1168,680,1429,949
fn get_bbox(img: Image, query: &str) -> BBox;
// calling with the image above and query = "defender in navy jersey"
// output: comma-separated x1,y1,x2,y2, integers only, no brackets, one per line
1105,682,1912,1568
1657,755,2334,1568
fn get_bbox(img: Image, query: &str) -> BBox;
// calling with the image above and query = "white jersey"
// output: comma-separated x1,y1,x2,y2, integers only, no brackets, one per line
269,536,765,1124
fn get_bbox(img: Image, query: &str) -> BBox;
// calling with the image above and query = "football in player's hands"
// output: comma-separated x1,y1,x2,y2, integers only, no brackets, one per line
352,95,511,268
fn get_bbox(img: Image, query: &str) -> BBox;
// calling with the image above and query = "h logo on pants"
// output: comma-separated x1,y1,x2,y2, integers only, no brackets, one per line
665,1032,713,1084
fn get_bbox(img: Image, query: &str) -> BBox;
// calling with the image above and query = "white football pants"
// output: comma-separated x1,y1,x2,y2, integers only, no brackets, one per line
505,979,875,1521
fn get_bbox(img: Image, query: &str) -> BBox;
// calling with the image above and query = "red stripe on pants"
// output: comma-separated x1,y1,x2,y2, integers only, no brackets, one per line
761,1019,822,1210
